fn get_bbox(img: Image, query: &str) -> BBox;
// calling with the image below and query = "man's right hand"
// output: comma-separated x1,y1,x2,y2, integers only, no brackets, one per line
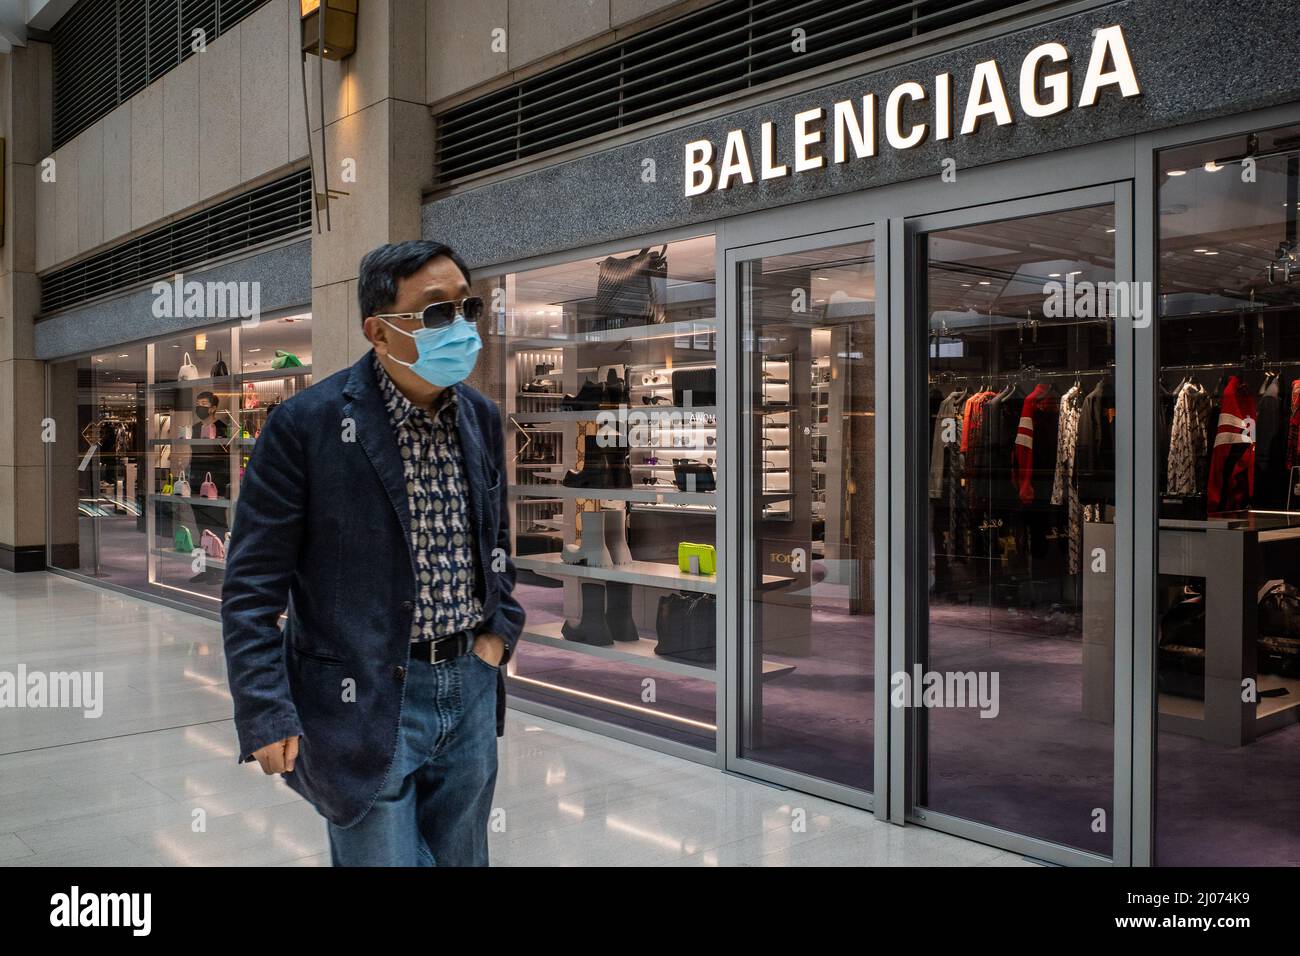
252,736,300,775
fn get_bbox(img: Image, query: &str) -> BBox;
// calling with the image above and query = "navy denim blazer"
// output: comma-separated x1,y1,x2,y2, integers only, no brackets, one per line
221,352,525,827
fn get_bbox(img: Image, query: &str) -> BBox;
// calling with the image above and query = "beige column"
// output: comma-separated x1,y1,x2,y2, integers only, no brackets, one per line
305,0,434,379
0,42,52,571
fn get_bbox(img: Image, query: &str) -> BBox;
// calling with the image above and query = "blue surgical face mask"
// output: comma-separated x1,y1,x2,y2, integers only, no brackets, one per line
382,315,482,387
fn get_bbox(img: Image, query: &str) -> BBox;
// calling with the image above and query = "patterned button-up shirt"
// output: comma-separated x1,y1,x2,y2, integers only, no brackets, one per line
374,354,483,642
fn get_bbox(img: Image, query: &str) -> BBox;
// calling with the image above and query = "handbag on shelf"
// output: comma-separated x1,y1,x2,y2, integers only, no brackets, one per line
161,474,174,495
591,244,668,332
671,367,716,407
677,542,717,575
672,458,716,493
172,471,191,497
199,472,218,499
177,352,199,381
271,349,303,369
159,445,171,470
210,350,229,377
244,383,260,408
654,593,716,665
200,529,226,559
174,525,195,553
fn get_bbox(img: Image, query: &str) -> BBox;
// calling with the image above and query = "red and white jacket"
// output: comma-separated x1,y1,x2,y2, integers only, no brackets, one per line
1207,375,1257,515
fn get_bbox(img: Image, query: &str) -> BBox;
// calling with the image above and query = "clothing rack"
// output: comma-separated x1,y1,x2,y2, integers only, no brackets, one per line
1158,358,1299,373
931,367,1114,383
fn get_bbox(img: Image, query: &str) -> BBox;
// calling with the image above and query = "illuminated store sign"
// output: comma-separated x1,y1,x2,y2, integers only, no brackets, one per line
683,25,1141,196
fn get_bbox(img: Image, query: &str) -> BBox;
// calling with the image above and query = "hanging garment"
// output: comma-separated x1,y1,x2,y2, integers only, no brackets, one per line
1206,375,1257,516
1167,381,1211,495
1077,379,1117,512
1286,379,1300,475
1052,385,1083,574
1012,383,1060,505
1256,373,1284,508
929,391,965,500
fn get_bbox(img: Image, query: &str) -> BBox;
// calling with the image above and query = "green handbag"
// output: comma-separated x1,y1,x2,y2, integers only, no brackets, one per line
677,542,717,575
174,525,195,553
271,349,303,369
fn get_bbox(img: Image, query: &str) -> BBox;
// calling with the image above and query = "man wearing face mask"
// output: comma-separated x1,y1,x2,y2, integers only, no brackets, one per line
221,241,524,866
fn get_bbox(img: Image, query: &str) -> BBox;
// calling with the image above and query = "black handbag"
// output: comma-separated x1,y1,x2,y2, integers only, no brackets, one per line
654,593,716,664
1257,581,1300,677
672,367,716,407
594,245,668,331
210,350,229,377
672,458,716,492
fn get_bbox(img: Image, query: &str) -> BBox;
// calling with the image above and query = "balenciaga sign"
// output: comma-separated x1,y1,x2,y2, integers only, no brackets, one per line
683,24,1141,197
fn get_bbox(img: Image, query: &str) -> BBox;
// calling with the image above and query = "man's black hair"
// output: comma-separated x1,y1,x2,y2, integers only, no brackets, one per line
357,241,472,325
196,391,219,406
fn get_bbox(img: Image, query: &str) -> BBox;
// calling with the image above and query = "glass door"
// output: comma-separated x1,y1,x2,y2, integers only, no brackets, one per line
732,229,879,797
906,186,1132,861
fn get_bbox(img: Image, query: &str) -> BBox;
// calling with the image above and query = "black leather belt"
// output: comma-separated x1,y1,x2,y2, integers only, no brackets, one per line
409,630,474,664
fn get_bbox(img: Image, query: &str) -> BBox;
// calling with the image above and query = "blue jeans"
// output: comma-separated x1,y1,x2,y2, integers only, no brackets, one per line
327,649,500,866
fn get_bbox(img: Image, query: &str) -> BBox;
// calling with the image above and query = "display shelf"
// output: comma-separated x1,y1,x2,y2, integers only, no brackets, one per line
507,317,716,351
150,547,226,571
516,553,718,592
510,485,717,505
148,438,255,447
519,620,795,681
516,552,794,592
149,366,311,392
148,493,236,508
511,405,717,424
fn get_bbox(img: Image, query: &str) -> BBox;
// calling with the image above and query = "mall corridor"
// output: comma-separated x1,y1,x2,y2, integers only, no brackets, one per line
0,572,1033,867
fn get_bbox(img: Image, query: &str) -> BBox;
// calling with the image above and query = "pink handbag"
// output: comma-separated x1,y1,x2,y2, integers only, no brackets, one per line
200,529,225,559
199,472,218,499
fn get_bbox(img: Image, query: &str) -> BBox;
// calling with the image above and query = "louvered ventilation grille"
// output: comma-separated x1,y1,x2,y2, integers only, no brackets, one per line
39,170,312,315
52,0,273,148
436,0,1025,183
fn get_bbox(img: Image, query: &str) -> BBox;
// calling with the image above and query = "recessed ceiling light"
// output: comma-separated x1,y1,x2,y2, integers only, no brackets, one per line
1106,228,1116,234
1193,248,1208,253
1203,161,1222,172
1049,273,1061,278
978,281,991,286
1203,250,1219,256
1166,169,1186,176
118,353,129,358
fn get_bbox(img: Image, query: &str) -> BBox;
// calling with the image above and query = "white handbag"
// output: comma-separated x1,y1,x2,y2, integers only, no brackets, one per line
178,352,199,381
173,470,191,497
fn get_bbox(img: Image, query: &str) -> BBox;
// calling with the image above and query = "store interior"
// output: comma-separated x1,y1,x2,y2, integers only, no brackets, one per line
48,315,313,612
1153,124,1300,866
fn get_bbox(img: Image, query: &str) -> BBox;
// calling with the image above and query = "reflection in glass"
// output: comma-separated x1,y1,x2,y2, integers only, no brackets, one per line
739,241,876,790
1154,124,1300,866
919,206,1117,855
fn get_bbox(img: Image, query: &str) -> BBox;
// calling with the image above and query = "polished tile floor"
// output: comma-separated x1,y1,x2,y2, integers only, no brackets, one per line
0,571,1038,866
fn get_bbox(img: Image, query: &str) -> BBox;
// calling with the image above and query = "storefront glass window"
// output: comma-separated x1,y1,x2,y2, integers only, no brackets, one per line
1154,123,1300,865
920,204,1118,856
47,314,313,612
486,236,718,749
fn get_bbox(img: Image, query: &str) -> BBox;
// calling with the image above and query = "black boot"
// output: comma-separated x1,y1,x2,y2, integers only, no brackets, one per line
605,581,639,642
561,379,610,410
599,443,633,489
563,435,611,488
561,582,613,646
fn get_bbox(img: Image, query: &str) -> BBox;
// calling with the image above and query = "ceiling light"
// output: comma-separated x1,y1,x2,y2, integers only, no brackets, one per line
978,281,991,286
1166,169,1186,176
1048,273,1061,278
1203,161,1223,172
1203,250,1219,256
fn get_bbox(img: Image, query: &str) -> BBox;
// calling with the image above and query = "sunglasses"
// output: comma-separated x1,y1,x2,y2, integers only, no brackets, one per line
375,296,485,330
